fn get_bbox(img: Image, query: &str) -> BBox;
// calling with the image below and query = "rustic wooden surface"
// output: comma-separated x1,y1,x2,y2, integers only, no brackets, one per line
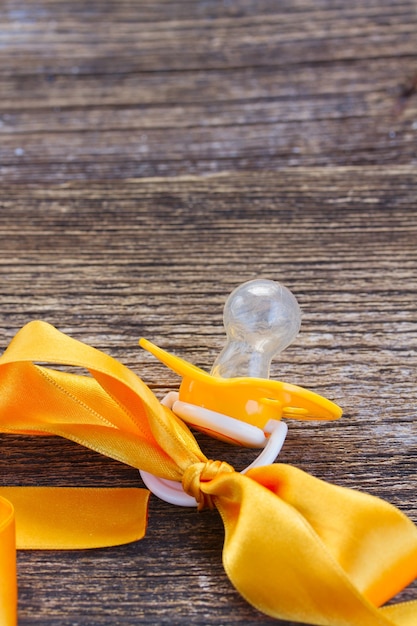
0,1,416,625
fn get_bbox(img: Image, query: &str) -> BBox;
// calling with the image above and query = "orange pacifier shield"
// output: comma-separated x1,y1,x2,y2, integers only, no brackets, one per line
139,279,342,438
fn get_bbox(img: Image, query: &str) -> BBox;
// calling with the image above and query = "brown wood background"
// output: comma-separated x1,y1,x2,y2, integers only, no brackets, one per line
0,1,416,624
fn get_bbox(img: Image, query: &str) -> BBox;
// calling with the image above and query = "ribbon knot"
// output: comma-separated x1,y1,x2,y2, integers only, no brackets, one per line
182,460,235,510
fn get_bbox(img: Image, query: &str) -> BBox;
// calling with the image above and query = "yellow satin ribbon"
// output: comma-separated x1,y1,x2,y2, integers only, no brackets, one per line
0,321,416,626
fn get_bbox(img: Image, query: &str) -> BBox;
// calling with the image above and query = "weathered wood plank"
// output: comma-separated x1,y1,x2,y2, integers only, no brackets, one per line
0,1,416,181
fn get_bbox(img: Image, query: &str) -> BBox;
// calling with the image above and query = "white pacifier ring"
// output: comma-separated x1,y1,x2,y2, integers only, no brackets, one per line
140,391,288,507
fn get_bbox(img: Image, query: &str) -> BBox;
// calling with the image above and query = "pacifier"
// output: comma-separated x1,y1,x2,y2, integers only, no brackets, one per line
139,279,342,505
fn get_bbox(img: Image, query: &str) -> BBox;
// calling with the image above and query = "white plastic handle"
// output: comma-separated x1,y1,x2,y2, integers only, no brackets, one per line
172,400,267,447
161,392,267,447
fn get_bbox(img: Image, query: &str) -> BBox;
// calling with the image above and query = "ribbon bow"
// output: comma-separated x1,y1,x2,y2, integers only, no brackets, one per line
0,321,416,626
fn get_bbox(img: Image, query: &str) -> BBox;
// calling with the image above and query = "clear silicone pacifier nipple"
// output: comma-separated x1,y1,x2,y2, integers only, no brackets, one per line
211,279,301,379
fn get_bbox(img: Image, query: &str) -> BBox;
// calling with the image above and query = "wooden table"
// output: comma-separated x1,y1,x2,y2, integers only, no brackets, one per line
0,2,416,624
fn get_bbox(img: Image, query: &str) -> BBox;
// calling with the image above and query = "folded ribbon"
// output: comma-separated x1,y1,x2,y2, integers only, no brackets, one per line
0,321,416,626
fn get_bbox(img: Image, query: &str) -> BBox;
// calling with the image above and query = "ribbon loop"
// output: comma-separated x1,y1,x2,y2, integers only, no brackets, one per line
182,460,235,510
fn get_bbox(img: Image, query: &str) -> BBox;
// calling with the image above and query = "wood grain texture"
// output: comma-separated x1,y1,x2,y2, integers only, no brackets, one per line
0,1,416,624
0,1,416,181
